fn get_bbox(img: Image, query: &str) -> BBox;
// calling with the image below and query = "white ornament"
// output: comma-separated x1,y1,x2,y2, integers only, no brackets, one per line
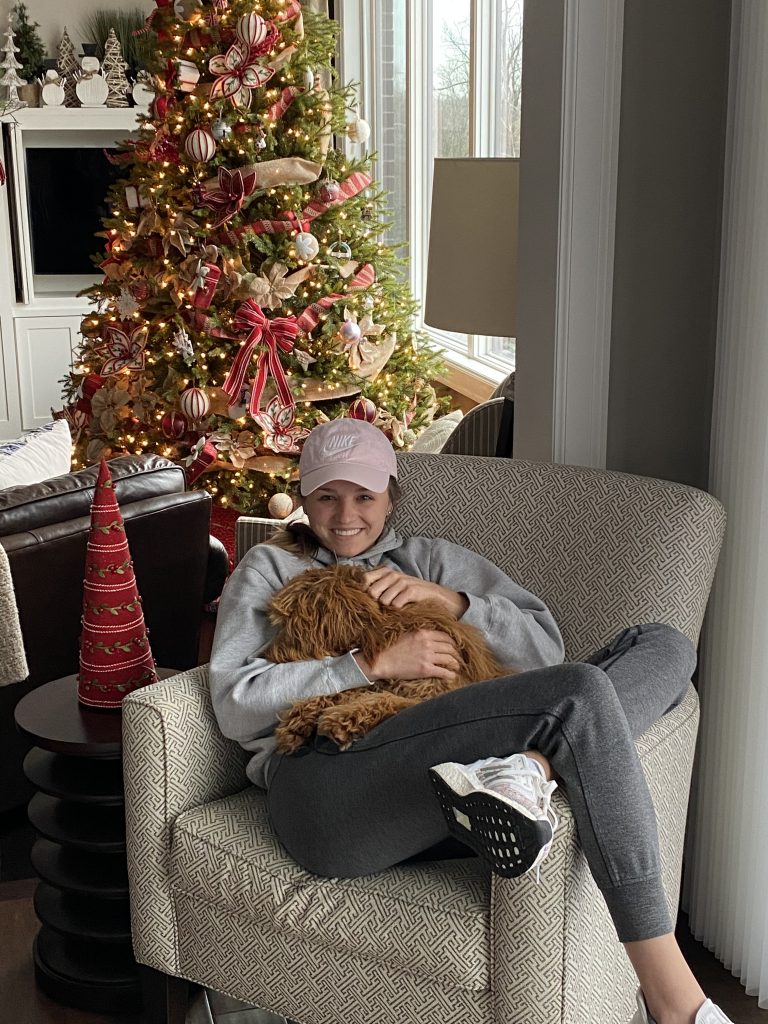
339,319,362,343
185,128,217,163
132,80,155,109
294,231,319,261
346,116,371,145
179,387,211,422
116,288,140,318
303,67,315,91
172,327,194,360
125,185,150,210
211,118,231,141
236,13,270,49
268,492,294,520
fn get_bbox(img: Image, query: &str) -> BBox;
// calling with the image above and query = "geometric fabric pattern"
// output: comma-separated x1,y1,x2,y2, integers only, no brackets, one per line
123,453,724,1024
396,454,726,661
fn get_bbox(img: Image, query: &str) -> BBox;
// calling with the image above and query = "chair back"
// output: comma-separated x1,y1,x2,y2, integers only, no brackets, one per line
441,397,514,457
395,454,725,659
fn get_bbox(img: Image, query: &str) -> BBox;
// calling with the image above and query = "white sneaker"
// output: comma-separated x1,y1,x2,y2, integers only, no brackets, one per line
630,989,735,1024
429,754,558,880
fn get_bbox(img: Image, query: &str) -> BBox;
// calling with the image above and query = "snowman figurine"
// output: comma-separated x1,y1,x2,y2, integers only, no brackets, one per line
76,55,109,107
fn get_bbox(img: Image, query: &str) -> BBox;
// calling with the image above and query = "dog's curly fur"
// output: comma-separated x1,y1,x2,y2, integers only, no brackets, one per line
263,564,511,752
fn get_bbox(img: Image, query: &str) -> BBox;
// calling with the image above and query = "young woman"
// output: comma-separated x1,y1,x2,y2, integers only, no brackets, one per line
210,418,731,1024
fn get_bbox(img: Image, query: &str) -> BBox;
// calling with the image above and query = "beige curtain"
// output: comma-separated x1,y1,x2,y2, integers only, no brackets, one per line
684,0,768,1008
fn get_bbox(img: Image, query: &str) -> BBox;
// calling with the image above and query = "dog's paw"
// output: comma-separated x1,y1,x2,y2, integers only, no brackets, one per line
274,723,307,755
316,704,376,750
276,694,344,754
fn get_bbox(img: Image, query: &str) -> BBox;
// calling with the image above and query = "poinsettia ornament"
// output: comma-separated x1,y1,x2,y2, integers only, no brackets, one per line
99,323,148,376
208,26,276,110
241,261,304,309
198,166,259,227
253,396,310,454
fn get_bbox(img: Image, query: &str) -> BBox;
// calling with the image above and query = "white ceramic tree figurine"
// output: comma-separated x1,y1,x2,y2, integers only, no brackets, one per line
0,13,27,111
102,28,129,108
56,28,78,107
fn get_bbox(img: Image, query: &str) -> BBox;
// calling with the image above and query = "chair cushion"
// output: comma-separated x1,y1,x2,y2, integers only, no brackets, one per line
0,421,72,489
171,788,492,992
410,409,463,453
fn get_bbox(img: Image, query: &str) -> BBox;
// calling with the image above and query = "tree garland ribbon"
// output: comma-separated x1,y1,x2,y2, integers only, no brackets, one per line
266,85,303,122
218,171,372,244
296,263,376,333
223,301,299,414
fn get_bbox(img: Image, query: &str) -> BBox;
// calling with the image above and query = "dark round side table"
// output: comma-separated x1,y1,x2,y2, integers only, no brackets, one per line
14,671,175,1015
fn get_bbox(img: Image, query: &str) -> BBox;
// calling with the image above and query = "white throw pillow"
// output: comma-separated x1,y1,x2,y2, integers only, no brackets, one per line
409,409,464,454
0,420,73,489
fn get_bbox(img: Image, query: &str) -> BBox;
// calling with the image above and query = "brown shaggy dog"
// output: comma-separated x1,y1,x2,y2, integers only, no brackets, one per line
263,564,512,752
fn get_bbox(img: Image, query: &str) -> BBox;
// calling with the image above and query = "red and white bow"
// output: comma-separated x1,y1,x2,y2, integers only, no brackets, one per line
223,301,298,415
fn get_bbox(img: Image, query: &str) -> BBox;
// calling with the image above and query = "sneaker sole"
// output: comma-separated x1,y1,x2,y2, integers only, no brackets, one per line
429,764,554,879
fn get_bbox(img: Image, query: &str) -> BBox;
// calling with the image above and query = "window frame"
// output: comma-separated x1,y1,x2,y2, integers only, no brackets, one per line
338,0,519,396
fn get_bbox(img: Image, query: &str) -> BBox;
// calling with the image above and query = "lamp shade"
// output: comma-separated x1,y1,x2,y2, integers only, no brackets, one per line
424,157,519,337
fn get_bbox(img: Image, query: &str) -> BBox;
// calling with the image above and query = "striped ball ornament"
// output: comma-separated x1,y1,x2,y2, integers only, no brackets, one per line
179,387,211,422
347,397,377,423
237,12,270,48
184,128,217,163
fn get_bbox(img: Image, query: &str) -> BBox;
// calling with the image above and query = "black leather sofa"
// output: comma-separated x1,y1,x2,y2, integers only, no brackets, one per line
0,455,228,813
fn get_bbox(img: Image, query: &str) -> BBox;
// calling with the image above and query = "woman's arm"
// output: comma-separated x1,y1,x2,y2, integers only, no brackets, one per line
209,554,371,745
378,537,565,671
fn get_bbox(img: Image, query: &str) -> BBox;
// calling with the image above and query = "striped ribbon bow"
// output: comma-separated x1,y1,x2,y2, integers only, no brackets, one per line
223,301,298,414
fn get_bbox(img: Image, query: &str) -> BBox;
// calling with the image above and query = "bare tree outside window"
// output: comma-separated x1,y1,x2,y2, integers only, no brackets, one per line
498,0,524,157
433,4,471,158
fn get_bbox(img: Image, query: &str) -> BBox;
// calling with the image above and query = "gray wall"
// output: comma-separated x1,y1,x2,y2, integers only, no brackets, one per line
607,0,731,489
0,1,153,56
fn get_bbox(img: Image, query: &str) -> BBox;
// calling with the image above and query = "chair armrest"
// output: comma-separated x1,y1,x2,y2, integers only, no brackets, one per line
123,665,249,973
489,684,700,1024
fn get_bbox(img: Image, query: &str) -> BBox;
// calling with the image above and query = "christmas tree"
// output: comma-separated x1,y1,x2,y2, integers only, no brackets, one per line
56,28,78,107
11,3,45,83
102,28,130,108
0,13,27,111
59,0,444,515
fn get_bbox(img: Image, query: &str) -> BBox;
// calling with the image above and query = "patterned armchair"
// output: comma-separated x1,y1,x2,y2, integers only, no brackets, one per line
123,454,725,1024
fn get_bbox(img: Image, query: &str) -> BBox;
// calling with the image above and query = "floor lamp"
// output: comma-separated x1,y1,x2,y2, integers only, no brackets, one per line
424,157,519,340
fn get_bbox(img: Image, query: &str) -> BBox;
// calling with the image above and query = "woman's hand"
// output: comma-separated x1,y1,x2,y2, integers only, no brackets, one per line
354,630,462,682
364,567,470,619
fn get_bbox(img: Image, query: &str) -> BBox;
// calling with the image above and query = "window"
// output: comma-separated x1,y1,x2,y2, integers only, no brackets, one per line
345,0,523,389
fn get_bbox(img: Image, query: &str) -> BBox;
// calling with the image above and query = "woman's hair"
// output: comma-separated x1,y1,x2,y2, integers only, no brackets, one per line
266,477,402,558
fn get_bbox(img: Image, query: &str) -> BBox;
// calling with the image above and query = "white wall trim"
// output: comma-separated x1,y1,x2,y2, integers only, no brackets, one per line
553,0,624,468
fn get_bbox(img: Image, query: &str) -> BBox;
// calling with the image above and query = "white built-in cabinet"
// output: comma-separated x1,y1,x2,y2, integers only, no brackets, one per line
14,315,82,428
0,108,139,439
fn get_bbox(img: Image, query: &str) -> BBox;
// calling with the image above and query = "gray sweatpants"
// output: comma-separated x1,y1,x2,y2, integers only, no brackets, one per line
267,623,696,943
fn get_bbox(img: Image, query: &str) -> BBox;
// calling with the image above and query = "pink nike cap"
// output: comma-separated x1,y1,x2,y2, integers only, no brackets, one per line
299,419,397,496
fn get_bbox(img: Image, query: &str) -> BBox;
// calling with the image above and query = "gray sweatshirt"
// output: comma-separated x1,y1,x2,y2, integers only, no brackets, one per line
209,528,564,787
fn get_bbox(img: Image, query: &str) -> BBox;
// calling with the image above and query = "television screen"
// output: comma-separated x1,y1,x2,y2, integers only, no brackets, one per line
25,148,125,276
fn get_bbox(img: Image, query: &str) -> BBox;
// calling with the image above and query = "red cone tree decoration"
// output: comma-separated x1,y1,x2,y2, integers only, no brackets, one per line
78,460,157,708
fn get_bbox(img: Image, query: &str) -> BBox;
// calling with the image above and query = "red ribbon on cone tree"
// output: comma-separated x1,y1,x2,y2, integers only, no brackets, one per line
77,460,158,708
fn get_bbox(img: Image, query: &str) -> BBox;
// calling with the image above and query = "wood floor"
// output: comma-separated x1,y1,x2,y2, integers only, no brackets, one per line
1,874,767,1023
